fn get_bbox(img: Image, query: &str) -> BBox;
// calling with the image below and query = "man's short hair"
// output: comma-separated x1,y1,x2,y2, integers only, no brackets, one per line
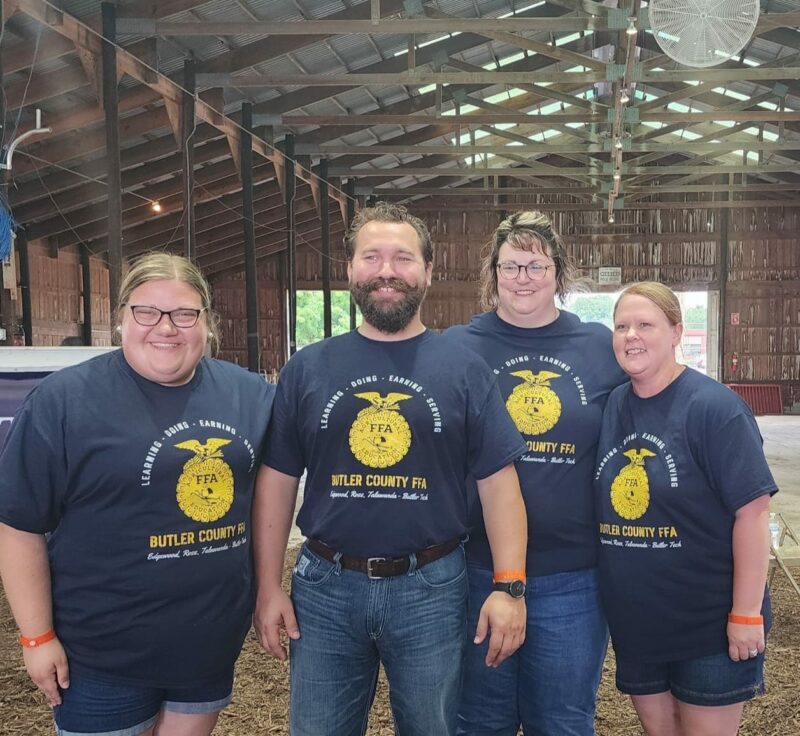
344,202,433,264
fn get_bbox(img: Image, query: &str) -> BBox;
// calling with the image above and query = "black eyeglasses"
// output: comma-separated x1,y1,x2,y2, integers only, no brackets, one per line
126,304,206,328
496,262,555,280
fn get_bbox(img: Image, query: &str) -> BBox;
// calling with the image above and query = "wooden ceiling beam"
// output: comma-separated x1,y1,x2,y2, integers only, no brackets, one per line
280,110,800,126
114,12,800,36
124,190,316,260
11,124,221,206
197,67,800,89
1,27,74,73
14,135,232,223
28,158,275,243
78,160,280,252
4,63,89,111
199,208,345,277
298,140,800,156
116,185,292,255
371,182,800,196
12,104,172,178
423,6,606,72
198,0,407,75
406,198,800,212
253,6,585,116
14,0,346,210
327,164,800,178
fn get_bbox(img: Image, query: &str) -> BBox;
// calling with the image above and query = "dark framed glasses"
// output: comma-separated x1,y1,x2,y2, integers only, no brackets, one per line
126,304,206,328
496,262,555,280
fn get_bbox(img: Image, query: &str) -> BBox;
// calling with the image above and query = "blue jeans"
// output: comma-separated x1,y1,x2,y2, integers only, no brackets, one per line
289,542,468,736
53,669,232,736
616,651,766,706
457,566,608,736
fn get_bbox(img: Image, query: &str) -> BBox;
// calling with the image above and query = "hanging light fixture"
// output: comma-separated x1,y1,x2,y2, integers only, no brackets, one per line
620,88,630,104
614,138,623,150
613,170,621,181
626,18,637,36
151,201,162,213
608,214,615,223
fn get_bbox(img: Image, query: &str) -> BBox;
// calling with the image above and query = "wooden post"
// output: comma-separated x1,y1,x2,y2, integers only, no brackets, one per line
346,179,357,330
718,203,730,383
284,134,297,355
81,244,93,345
181,58,196,260
102,3,122,314
240,103,259,372
319,159,332,339
0,0,11,346
16,229,32,346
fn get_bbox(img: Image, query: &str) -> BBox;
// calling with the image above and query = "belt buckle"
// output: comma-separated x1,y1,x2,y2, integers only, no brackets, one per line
367,557,387,579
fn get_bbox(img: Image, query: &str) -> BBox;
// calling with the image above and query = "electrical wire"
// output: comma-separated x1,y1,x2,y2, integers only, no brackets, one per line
8,24,43,149
17,151,156,205
30,0,357,207
28,152,113,271
194,181,351,264
19,142,349,268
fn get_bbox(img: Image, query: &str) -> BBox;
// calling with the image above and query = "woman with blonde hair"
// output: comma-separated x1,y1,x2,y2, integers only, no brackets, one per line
595,281,776,735
449,211,626,735
0,253,274,736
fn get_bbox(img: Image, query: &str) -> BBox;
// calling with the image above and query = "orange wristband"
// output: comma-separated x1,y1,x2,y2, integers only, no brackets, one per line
493,569,526,582
728,613,763,625
19,629,56,648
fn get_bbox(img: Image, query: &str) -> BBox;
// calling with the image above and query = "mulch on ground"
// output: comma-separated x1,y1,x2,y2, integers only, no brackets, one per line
2,548,798,735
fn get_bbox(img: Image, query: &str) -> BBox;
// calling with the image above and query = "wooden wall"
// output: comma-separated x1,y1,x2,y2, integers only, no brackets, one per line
8,203,797,409
725,208,800,405
208,204,799,409
5,241,111,346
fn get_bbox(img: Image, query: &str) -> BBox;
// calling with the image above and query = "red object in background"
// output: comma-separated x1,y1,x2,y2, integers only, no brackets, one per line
731,352,739,372
727,384,783,415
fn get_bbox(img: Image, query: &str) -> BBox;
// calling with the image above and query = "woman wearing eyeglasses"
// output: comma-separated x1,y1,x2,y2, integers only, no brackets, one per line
0,253,275,736
448,212,626,735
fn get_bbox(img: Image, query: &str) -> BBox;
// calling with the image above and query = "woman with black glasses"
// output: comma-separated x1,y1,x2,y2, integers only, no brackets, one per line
0,252,274,736
448,211,626,735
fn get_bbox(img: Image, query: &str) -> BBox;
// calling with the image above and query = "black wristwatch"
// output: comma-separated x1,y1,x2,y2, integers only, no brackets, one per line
493,579,526,599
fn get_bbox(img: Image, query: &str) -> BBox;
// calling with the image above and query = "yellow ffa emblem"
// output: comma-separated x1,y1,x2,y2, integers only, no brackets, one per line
348,392,413,469
505,370,562,436
610,448,657,520
174,438,235,522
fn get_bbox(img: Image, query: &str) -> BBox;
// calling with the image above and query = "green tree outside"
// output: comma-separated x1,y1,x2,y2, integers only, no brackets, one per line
563,294,616,328
296,290,360,348
682,304,707,331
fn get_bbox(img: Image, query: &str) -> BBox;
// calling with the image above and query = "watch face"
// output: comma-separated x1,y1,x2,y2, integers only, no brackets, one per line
509,579,526,598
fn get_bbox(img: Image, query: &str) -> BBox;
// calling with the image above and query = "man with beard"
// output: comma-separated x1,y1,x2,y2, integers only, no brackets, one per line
252,202,528,736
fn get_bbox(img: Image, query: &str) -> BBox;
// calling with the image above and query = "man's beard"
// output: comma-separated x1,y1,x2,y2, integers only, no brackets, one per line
350,277,427,334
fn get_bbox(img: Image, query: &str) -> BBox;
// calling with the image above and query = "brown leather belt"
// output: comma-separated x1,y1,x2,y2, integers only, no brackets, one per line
306,537,461,579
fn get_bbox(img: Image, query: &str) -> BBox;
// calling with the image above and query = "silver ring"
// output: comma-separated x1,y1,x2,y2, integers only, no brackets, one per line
748,649,758,657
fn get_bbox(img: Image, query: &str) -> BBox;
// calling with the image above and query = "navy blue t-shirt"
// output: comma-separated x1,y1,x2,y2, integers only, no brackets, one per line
0,350,275,686
447,310,626,576
594,368,777,662
263,329,527,558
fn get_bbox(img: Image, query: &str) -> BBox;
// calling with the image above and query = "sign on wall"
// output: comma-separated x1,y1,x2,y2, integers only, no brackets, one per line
598,267,622,286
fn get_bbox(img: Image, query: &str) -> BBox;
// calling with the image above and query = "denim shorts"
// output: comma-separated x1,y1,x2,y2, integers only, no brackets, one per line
615,651,765,707
53,669,233,736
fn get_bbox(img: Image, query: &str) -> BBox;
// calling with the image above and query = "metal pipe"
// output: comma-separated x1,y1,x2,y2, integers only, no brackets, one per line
0,109,51,171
